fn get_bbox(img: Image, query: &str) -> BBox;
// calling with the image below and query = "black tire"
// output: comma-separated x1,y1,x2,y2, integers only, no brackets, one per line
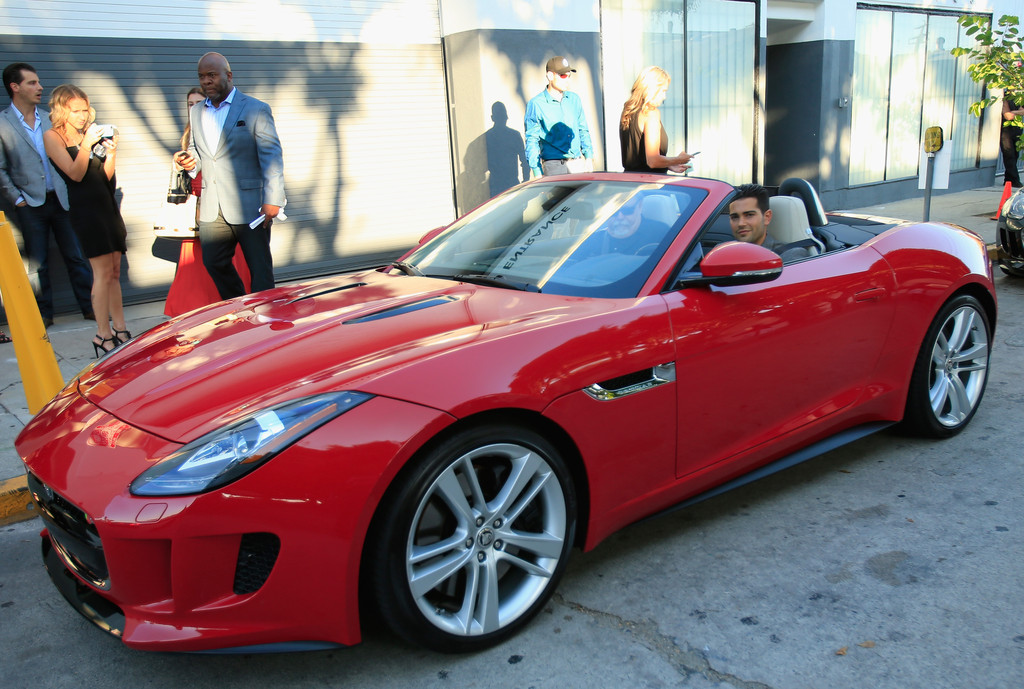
369,423,577,652
902,294,991,437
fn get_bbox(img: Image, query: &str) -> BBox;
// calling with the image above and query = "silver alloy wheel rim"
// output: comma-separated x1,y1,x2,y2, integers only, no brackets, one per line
929,304,989,427
405,442,567,637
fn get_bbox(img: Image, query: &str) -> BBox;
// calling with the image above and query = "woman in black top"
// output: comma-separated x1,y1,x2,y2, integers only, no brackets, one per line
619,66,692,173
1001,92,1023,188
44,84,130,356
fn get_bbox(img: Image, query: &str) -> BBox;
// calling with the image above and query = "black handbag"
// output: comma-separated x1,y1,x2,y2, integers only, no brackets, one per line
167,166,191,204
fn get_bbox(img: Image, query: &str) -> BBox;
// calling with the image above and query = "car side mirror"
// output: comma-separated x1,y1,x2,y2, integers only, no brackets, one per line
417,226,447,246
675,241,783,288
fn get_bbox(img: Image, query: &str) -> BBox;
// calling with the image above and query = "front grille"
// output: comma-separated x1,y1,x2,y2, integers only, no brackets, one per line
999,225,1023,259
233,532,280,595
27,472,109,589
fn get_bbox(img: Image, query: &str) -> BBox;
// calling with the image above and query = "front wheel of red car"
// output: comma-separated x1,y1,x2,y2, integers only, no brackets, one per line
903,294,991,437
369,423,577,652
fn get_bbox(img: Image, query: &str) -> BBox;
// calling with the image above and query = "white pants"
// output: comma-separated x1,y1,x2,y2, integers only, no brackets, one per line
542,157,593,176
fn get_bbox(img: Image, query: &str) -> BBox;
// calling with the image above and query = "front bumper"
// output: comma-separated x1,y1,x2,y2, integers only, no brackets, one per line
39,528,339,653
996,224,1023,262
996,191,1024,263
42,530,125,638
19,390,453,652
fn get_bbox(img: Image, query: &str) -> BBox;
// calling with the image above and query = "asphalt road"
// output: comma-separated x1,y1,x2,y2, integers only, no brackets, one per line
2,274,1023,689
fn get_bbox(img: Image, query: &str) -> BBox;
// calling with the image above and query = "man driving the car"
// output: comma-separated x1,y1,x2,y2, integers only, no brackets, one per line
577,193,672,258
728,184,811,262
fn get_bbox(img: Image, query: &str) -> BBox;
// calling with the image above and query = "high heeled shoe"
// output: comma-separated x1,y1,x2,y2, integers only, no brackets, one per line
92,334,118,358
113,328,132,345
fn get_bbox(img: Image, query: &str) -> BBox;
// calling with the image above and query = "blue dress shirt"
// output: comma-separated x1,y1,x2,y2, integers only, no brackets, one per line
524,88,593,177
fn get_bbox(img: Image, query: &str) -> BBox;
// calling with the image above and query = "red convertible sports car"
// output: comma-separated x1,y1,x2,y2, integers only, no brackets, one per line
18,174,995,653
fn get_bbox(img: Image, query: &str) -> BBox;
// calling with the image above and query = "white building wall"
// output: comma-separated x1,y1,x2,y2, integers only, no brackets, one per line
1,1,455,308
768,0,1021,45
440,0,600,34
0,1,441,43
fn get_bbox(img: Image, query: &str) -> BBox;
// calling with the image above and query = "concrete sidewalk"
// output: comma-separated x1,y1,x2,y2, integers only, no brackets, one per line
0,183,1010,523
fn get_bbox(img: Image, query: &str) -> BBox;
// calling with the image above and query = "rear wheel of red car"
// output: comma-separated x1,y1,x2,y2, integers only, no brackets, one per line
903,294,991,437
370,423,576,652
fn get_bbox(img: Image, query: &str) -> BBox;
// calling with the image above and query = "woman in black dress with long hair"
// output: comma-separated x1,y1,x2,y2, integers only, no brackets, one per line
43,84,129,356
620,66,693,173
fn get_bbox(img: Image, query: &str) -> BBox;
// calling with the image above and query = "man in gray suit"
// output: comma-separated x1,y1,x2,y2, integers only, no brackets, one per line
175,52,285,299
0,62,93,326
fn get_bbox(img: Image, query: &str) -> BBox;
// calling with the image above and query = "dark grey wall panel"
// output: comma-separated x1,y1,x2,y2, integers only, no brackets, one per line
765,40,827,189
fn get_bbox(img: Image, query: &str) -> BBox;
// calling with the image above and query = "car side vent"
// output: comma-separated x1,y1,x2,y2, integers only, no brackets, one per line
598,370,651,391
584,363,676,401
343,295,459,324
233,532,281,595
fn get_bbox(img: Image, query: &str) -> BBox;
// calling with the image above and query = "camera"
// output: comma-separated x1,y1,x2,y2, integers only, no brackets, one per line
88,123,117,140
88,124,118,158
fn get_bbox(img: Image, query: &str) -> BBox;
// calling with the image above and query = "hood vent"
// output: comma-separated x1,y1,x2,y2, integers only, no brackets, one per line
289,282,368,304
344,295,460,324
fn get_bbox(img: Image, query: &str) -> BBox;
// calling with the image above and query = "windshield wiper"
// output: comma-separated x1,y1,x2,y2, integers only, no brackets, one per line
453,274,540,292
389,260,424,277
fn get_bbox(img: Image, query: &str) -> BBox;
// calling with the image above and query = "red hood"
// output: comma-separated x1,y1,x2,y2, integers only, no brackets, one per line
78,271,669,442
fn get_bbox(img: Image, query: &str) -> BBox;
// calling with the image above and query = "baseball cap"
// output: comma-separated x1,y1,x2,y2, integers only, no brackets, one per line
545,56,577,75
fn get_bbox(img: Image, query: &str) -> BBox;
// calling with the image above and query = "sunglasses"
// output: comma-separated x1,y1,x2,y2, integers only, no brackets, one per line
556,72,572,79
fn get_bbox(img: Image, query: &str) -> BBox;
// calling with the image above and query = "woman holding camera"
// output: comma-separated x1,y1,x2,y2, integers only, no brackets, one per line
43,84,129,356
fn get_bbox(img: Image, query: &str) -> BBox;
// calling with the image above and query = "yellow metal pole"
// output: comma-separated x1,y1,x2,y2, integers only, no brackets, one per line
0,211,65,413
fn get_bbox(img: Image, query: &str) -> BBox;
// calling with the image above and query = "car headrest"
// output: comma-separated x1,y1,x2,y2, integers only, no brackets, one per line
768,195,812,245
778,177,827,226
641,195,678,227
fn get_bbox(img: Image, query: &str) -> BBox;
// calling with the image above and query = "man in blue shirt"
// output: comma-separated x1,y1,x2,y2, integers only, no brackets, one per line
524,56,594,178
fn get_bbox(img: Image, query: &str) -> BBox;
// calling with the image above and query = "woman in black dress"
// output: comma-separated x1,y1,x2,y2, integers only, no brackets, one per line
620,66,693,173
43,84,129,356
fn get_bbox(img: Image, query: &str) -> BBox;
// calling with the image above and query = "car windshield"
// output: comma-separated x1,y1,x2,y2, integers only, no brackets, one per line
404,181,708,298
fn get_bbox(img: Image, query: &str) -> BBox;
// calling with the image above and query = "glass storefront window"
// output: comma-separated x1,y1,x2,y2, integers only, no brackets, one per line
686,1,756,184
850,10,892,186
601,0,756,184
951,19,983,171
886,12,928,180
850,6,984,186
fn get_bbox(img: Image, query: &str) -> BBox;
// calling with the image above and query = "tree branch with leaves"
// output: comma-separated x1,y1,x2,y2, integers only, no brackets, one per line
952,14,1023,148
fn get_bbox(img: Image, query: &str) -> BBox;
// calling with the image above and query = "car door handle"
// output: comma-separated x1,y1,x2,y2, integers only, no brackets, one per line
854,287,886,302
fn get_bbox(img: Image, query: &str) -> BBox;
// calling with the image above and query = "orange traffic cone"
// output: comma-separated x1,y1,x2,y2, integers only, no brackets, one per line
992,181,1012,220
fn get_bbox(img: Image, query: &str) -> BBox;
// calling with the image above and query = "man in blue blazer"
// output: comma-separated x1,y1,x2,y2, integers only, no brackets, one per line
176,52,286,299
0,62,93,326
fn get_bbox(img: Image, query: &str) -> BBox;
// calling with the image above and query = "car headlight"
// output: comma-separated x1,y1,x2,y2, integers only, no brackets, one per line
1008,190,1024,219
131,391,373,496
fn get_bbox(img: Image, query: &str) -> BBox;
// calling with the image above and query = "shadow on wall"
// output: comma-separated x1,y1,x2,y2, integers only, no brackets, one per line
457,102,529,212
450,33,603,216
0,38,368,306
